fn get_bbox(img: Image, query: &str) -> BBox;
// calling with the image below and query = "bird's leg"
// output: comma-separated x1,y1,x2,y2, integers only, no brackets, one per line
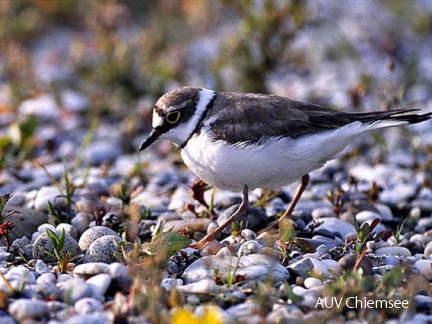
189,185,249,249
260,174,310,233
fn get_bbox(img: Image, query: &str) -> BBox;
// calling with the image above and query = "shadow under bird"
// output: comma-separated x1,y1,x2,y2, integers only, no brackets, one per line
140,86,432,249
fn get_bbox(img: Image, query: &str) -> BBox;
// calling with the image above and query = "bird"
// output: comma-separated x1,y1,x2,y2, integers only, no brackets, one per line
139,86,432,249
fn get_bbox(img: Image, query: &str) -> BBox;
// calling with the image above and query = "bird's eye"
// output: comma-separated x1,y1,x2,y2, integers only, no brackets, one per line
165,111,181,124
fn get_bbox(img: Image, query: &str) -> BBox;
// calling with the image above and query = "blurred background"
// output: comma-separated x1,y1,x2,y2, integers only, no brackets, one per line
0,0,431,166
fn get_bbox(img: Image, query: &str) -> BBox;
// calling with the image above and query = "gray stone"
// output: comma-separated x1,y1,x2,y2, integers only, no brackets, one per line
32,232,82,263
74,297,103,315
79,226,119,250
64,313,110,324
34,186,67,211
86,273,112,297
57,277,93,304
1,206,48,243
74,262,109,276
82,235,121,264
9,298,50,322
183,254,289,284
217,205,268,234
375,246,412,257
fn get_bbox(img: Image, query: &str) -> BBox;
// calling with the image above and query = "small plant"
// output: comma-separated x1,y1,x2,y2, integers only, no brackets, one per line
0,194,18,251
0,271,28,298
352,216,392,270
278,218,316,265
393,217,410,244
327,185,349,217
213,256,245,288
114,220,191,264
45,228,73,274
36,158,76,224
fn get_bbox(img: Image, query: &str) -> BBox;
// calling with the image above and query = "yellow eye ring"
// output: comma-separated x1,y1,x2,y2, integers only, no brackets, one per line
165,111,181,124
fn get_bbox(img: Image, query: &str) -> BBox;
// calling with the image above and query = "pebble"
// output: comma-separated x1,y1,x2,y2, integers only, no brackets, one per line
63,314,110,324
237,240,263,256
288,257,340,278
71,212,92,236
82,235,121,263
414,260,432,280
34,186,66,211
9,298,50,322
311,217,356,239
57,278,93,304
182,255,290,284
303,277,323,289
19,94,59,120
74,297,103,315
375,246,412,257
177,278,221,294
74,263,110,276
86,273,112,298
83,141,123,165
78,226,120,250
2,206,48,242
163,218,212,233
217,205,268,234
32,232,82,263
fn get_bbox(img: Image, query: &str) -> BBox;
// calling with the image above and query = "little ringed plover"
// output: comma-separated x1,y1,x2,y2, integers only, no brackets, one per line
140,86,432,249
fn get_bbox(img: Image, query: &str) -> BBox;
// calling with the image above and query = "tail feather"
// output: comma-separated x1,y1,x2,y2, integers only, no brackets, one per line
347,109,432,125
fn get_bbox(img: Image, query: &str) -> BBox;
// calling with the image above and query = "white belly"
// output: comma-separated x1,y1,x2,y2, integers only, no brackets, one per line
180,123,370,191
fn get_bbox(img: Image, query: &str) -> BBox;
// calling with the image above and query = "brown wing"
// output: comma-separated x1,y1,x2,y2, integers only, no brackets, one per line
205,92,426,145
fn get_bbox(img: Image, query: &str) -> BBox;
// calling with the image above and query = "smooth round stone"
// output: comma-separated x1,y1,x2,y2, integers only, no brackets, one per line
32,232,82,263
9,298,50,322
163,218,212,233
71,212,92,236
5,266,36,284
19,94,59,119
57,278,93,304
108,262,130,281
355,210,382,224
338,254,373,275
288,257,340,278
241,229,257,240
384,255,401,266
83,141,122,165
375,246,412,257
86,273,112,298
74,263,109,276
1,206,48,243
411,234,431,245
79,226,119,250
314,218,356,239
182,255,289,284
374,204,394,221
61,89,89,112
34,259,50,275
161,278,183,290
311,207,335,220
36,273,56,285
74,297,103,315
380,184,417,205
82,235,121,264
217,205,268,234
37,223,57,234
36,281,61,300
34,186,66,211
304,277,323,289
63,314,110,324
177,278,220,294
415,260,432,280
237,240,263,256
57,223,78,239
425,242,432,256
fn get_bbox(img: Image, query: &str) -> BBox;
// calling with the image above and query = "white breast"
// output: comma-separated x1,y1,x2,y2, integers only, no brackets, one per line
180,122,378,191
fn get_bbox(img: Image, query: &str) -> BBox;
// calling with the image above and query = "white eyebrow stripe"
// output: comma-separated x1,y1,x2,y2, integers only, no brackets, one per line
152,110,164,128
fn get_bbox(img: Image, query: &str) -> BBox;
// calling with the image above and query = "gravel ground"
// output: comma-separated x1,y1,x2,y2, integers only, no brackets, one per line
1,1,432,323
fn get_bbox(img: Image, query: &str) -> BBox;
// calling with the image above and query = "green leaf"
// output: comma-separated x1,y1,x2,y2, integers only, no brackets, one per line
57,228,66,250
147,232,191,257
279,218,295,242
284,282,304,304
46,228,59,250
382,266,402,291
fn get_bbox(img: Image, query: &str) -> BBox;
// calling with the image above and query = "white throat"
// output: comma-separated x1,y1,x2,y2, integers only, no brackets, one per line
159,88,216,147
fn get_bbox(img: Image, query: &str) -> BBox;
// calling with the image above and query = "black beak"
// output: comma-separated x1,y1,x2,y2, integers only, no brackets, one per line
139,129,162,151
